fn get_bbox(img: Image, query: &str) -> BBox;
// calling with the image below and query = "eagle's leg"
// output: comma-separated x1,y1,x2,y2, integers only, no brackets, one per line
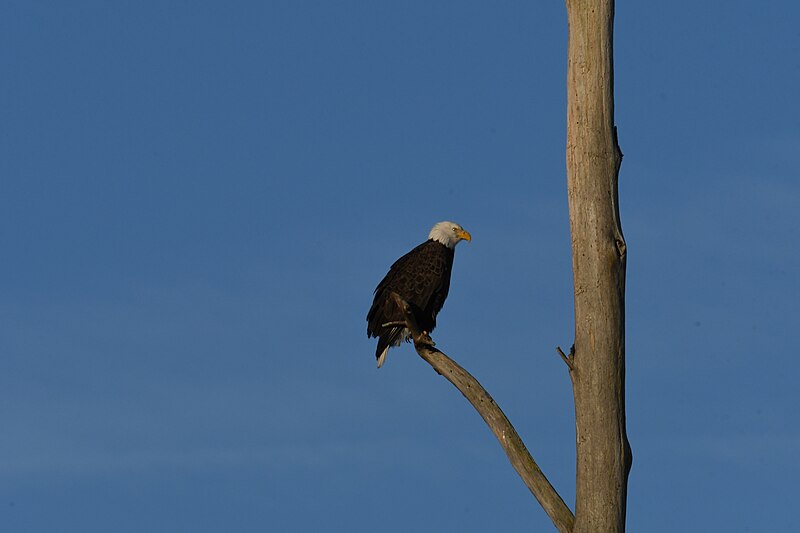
388,292,436,348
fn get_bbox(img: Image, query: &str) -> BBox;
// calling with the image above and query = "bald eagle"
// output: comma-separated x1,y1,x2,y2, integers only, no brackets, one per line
367,221,471,368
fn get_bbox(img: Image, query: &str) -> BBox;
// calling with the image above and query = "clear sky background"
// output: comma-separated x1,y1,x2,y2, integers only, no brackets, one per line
2,1,798,532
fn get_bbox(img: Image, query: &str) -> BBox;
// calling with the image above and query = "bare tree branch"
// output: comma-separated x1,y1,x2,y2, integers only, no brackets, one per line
390,292,575,533
555,346,575,371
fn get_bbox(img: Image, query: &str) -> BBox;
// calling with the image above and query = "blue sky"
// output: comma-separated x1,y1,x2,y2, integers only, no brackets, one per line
1,1,798,531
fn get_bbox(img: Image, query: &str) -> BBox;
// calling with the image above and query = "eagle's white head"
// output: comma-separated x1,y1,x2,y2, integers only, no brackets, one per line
429,221,472,249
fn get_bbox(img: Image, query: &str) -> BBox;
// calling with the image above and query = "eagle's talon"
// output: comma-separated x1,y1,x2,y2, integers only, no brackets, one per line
419,332,435,346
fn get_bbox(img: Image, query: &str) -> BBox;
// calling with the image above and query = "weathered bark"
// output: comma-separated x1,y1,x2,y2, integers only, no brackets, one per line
390,293,575,533
564,1,632,532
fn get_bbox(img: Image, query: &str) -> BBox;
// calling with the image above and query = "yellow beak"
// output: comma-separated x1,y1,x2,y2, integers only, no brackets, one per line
457,229,472,242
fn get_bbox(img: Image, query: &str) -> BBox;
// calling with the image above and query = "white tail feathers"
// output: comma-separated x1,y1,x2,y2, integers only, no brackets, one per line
377,346,389,368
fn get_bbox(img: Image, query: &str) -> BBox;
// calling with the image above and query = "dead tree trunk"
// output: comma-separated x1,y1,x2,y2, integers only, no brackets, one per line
383,2,632,530
564,0,632,532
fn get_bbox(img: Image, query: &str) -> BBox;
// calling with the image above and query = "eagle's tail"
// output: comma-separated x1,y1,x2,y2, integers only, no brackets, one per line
376,345,389,368
375,327,407,368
